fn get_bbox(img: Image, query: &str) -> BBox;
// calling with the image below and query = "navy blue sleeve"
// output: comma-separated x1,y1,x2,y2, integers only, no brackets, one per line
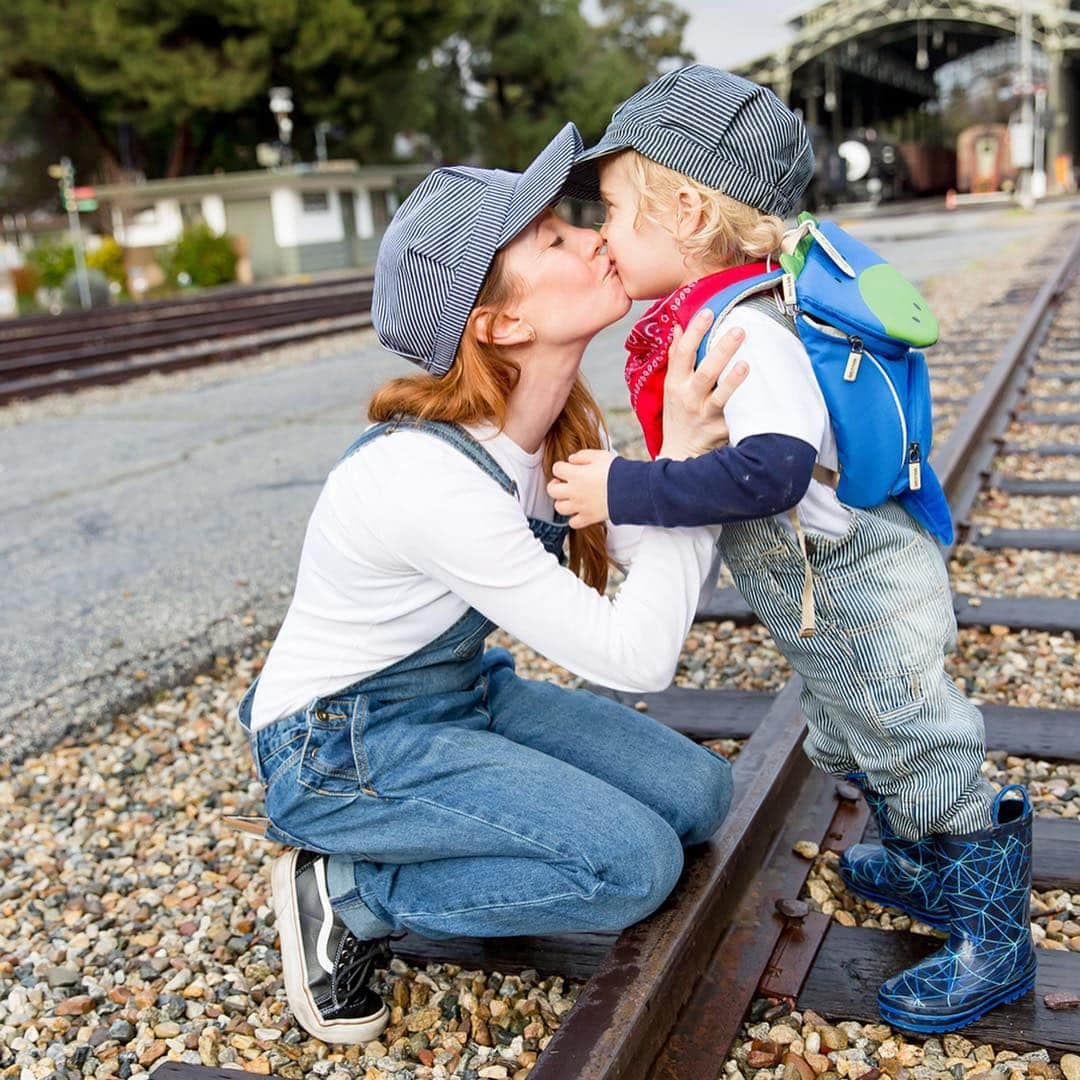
607,434,817,528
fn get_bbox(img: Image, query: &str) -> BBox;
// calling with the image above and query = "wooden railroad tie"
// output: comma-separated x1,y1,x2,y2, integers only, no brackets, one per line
695,585,1080,637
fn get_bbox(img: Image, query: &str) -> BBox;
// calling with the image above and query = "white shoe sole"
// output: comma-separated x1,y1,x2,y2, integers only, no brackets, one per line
271,848,389,1045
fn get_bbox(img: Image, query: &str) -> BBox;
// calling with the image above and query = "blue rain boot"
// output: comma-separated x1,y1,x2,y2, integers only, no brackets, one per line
838,774,950,930
877,785,1037,1033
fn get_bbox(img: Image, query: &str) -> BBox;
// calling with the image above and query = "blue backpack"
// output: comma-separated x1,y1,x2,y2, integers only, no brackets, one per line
694,212,953,545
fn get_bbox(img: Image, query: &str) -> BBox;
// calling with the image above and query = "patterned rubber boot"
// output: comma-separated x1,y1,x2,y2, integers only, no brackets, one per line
877,785,1037,1033
838,774,949,930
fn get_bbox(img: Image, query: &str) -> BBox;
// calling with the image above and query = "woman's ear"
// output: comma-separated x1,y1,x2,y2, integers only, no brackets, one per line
472,307,536,346
674,187,704,243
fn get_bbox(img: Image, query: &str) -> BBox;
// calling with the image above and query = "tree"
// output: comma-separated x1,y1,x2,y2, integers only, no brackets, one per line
409,0,693,170
0,0,467,207
0,0,692,213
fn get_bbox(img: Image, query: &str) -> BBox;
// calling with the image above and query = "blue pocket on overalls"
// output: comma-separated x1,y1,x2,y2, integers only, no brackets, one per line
298,700,369,797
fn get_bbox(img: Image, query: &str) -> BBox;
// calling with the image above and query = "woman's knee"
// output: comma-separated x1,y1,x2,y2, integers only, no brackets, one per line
677,748,735,846
591,810,685,928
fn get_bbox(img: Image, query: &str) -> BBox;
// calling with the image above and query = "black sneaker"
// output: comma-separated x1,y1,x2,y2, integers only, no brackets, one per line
271,848,390,1044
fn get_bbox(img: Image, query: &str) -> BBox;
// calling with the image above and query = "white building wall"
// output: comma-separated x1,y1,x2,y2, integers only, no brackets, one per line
354,189,374,238
271,188,345,247
201,194,227,236
117,199,184,247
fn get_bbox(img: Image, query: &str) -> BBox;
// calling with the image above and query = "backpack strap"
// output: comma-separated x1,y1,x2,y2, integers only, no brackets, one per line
735,295,841,493
333,414,519,496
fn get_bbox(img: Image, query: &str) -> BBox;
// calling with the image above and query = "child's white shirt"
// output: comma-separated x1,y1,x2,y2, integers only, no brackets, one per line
707,304,852,539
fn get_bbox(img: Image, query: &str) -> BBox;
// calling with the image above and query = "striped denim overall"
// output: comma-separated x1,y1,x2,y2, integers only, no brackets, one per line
238,417,733,941
720,501,994,839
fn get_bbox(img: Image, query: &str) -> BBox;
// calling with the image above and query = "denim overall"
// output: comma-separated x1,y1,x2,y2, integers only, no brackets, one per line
719,501,994,840
239,418,732,941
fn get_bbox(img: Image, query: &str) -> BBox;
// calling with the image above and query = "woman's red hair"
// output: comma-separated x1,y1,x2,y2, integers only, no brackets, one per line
369,247,613,592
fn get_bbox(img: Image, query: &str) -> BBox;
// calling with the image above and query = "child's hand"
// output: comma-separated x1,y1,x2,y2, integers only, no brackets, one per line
547,449,616,529
661,310,749,460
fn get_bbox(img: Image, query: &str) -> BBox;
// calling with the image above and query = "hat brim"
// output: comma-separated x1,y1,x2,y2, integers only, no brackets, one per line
498,122,584,247
561,133,635,203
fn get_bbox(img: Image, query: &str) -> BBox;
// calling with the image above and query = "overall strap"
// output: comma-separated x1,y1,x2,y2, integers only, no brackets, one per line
739,294,837,639
334,414,518,496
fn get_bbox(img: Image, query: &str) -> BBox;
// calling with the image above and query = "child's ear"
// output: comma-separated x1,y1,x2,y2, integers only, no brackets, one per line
674,187,704,243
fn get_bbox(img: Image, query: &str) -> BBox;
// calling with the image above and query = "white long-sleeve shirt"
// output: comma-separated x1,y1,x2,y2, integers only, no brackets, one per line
250,423,717,731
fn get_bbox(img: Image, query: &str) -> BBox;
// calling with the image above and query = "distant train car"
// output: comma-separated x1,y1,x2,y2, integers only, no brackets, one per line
956,125,1016,193
897,143,957,195
834,133,912,203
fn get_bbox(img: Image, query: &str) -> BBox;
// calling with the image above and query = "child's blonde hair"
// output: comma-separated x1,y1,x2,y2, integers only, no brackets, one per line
616,150,785,268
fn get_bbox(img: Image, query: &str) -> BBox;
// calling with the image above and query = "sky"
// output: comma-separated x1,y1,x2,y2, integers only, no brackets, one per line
674,0,809,70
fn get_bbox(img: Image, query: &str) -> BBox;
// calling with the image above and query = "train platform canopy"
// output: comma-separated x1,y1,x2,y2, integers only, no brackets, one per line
732,0,1080,183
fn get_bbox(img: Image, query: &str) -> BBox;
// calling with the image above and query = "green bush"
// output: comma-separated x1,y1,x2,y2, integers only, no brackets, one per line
25,235,128,295
161,224,237,288
26,239,75,290
87,236,127,290
61,268,111,310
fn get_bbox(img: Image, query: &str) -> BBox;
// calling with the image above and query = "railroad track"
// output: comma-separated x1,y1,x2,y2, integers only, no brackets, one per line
131,238,1080,1080
0,274,375,404
401,235,1080,1078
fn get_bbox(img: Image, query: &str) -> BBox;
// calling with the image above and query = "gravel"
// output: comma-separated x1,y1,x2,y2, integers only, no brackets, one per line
722,1001,1075,1080
0,654,581,1079
1026,378,1080,395
970,492,1080,530
951,546,1080,599
1019,398,1080,416
949,628,1079,709
1002,422,1080,448
993,454,1080,480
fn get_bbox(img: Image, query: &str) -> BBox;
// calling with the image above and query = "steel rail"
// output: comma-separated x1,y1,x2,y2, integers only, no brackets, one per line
0,283,372,361
0,273,375,339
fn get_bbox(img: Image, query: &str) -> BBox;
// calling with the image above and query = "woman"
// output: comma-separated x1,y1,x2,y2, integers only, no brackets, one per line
236,123,749,1045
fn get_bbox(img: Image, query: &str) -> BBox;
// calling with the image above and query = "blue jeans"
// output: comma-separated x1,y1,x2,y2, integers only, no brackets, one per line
240,635,732,941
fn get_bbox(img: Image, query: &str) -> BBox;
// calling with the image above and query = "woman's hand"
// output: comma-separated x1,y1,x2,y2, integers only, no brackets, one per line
660,311,749,461
548,449,615,530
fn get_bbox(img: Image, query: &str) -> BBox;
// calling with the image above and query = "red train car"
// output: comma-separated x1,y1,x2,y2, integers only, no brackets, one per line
897,142,957,195
956,125,1016,193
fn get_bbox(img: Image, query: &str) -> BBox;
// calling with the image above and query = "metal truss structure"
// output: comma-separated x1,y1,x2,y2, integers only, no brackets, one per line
737,0,1080,95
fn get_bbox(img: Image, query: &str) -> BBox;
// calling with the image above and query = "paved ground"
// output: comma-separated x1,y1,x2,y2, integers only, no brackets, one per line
3,199,1078,761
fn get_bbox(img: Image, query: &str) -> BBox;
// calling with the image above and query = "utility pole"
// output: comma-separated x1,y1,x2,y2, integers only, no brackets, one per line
1015,0,1038,208
315,121,331,165
47,157,91,310
269,87,294,167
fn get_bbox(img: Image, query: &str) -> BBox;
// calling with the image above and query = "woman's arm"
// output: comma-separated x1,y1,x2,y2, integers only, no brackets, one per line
367,439,715,693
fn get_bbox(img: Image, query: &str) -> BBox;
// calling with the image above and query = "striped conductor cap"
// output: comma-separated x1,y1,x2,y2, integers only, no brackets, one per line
372,123,584,376
569,65,814,219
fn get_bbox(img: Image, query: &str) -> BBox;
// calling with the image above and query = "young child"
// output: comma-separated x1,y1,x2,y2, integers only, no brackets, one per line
551,65,1036,1033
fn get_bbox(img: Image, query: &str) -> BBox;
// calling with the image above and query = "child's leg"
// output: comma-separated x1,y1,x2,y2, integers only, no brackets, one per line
813,508,994,840
723,505,994,841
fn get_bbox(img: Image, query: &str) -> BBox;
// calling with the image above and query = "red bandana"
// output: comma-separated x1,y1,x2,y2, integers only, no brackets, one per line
624,262,771,458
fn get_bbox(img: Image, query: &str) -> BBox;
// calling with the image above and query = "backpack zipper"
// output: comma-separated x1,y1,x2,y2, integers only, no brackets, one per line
801,314,909,480
908,441,922,490
844,338,863,381
862,347,908,478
